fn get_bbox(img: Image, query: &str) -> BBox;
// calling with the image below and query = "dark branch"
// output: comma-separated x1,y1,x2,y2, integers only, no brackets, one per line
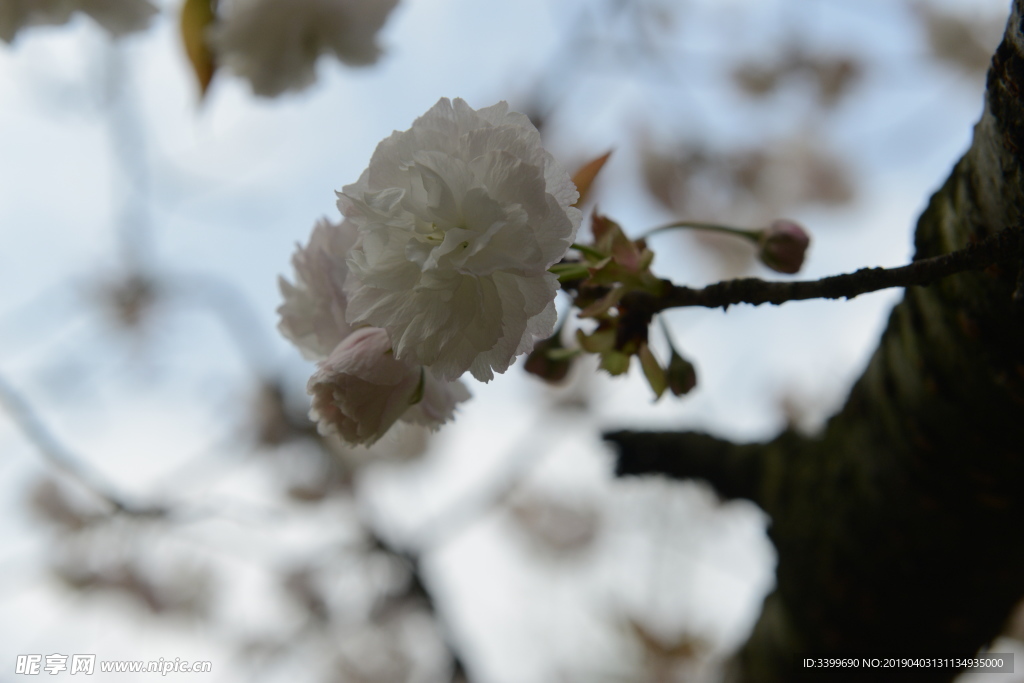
647,226,1022,312
605,429,769,504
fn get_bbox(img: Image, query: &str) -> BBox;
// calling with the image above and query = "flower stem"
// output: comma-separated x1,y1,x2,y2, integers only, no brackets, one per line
641,226,1023,312
550,262,591,282
570,242,608,260
642,221,761,242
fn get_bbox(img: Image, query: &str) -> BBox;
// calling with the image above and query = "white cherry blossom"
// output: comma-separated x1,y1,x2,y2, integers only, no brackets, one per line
279,218,470,445
278,218,358,361
339,97,582,382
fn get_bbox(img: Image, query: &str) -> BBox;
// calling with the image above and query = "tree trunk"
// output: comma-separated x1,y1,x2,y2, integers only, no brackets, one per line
608,3,1024,681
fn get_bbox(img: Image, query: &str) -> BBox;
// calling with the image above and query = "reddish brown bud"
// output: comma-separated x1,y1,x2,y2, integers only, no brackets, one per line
666,349,697,396
759,219,810,274
525,331,575,383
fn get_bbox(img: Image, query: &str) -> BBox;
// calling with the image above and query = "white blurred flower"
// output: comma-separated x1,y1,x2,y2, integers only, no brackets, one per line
211,0,398,97
0,0,157,43
278,218,358,361
307,327,469,445
339,97,582,382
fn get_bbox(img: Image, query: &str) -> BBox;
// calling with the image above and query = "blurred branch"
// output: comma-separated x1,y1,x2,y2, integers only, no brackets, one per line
100,41,156,270
389,546,470,683
0,373,167,517
0,374,288,525
409,419,553,551
159,269,282,378
359,421,574,681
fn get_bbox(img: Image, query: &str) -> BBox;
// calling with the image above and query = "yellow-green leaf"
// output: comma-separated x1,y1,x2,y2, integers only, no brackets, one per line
638,342,667,400
181,0,217,98
549,262,591,283
599,350,631,376
576,327,616,354
408,367,425,405
578,285,624,319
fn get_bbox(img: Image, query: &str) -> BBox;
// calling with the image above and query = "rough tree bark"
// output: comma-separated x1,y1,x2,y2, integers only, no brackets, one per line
606,3,1024,681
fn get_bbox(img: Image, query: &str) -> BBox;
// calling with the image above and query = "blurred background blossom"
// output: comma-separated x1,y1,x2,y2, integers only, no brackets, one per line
0,0,1015,681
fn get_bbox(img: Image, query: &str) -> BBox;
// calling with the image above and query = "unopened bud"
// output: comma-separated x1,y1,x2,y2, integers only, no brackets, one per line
758,219,810,274
525,331,575,383
666,350,697,396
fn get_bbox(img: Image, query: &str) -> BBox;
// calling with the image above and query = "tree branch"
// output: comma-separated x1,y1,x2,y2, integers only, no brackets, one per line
0,374,167,517
606,3,1024,679
605,430,768,504
646,225,1022,312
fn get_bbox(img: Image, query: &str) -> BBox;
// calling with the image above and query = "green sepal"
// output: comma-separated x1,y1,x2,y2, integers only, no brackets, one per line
659,318,697,396
550,262,592,283
408,368,425,405
599,350,631,376
576,327,616,353
638,342,667,400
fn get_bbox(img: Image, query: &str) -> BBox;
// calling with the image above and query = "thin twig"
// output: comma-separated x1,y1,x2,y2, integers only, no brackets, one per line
0,374,167,517
408,417,553,551
642,220,759,241
645,227,1021,312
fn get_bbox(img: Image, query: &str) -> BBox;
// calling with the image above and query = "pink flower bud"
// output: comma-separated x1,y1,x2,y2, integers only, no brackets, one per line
307,327,468,445
758,219,810,274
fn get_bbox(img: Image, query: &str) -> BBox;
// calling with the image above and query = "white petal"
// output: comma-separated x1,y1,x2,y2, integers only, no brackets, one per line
337,98,579,382
278,218,357,360
307,328,420,445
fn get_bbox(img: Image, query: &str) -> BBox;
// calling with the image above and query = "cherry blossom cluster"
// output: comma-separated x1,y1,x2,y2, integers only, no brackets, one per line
279,98,813,445
279,98,582,444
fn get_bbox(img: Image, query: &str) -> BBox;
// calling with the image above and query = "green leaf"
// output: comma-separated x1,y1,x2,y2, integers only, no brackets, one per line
181,0,217,98
545,347,581,362
599,350,631,376
578,285,625,319
576,327,616,353
408,368,425,405
550,262,592,283
638,342,667,400
570,242,608,262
